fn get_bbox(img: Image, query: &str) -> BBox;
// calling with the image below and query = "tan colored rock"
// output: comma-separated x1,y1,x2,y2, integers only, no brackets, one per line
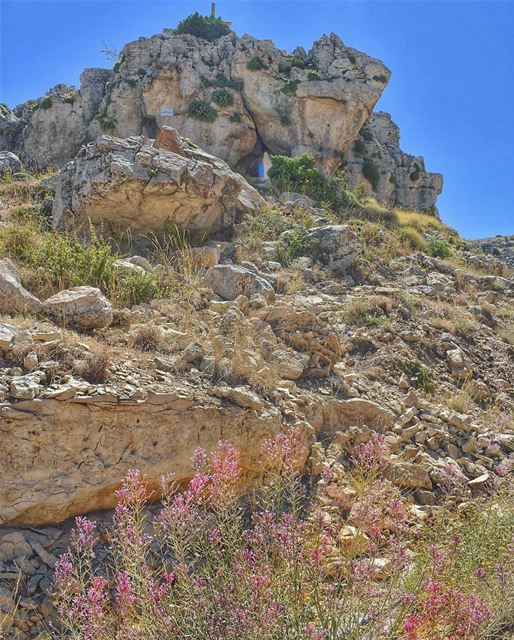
384,461,433,490
0,393,306,526
0,259,42,315
52,133,264,236
43,286,113,330
338,525,369,557
206,264,275,302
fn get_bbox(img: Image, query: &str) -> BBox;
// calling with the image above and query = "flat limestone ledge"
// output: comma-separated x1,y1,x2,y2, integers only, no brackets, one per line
0,394,292,527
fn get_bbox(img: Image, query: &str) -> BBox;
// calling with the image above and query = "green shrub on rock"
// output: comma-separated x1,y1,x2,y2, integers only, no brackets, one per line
246,57,266,71
427,236,452,259
211,89,234,108
362,159,380,191
187,100,218,122
174,12,232,41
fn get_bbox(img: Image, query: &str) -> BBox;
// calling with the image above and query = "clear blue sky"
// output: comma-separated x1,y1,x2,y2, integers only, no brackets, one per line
1,0,513,238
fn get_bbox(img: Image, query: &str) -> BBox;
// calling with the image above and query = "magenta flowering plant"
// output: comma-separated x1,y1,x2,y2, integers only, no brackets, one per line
52,430,511,640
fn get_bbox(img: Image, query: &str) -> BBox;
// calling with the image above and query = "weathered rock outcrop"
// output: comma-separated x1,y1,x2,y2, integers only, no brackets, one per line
2,31,389,175
0,259,42,315
52,129,264,235
342,111,443,211
0,393,291,526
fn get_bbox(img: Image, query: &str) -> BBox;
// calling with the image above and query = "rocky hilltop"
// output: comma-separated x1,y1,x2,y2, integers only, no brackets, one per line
1,27,441,211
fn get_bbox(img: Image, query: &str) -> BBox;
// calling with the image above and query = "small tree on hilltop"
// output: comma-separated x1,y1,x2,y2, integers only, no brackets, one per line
174,12,232,41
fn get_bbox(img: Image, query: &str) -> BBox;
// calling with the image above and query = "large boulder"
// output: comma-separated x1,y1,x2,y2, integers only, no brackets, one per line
206,264,275,302
52,130,264,235
306,224,361,274
5,31,389,176
0,259,42,315
0,151,22,174
43,286,113,330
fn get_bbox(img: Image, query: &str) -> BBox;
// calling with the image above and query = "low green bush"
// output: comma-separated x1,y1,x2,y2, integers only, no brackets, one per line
187,100,218,122
246,57,266,71
37,96,53,110
359,125,373,142
307,71,320,81
373,74,388,83
427,236,453,259
290,57,306,69
280,80,300,96
268,155,334,202
409,361,436,393
362,159,380,191
211,89,234,107
352,139,367,157
229,112,242,123
174,12,232,41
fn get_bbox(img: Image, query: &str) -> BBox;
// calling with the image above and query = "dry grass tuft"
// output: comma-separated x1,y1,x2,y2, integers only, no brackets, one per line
131,325,163,352
74,345,111,383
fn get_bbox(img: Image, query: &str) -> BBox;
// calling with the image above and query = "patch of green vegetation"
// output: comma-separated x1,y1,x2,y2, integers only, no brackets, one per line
373,74,388,83
359,125,373,142
174,12,232,41
229,112,242,123
0,103,11,116
409,361,436,394
307,71,320,81
187,100,218,122
352,139,367,157
362,159,380,191
427,236,452,259
96,116,115,131
280,79,300,96
289,56,306,69
148,167,160,178
349,55,356,64
138,68,146,78
246,57,266,71
277,227,310,264
211,88,234,108
36,96,53,110
201,74,243,91
410,162,421,181
389,175,397,184
0,211,159,307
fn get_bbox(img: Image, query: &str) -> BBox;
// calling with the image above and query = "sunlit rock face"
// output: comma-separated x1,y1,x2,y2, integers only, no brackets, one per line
2,30,389,176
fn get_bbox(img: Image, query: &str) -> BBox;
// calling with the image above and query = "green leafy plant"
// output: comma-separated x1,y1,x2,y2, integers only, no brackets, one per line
229,112,242,123
290,56,306,69
359,125,373,142
187,100,218,122
373,74,388,83
307,71,320,81
36,96,53,110
427,236,453,259
352,139,368,157
409,361,436,393
211,88,234,107
410,162,421,181
246,56,266,71
174,12,232,41
280,79,300,96
362,159,380,191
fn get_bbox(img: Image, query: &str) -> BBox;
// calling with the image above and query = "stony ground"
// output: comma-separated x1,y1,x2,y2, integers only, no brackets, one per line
0,171,513,638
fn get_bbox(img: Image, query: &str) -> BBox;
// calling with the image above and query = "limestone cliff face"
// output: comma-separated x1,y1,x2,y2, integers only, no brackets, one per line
1,31,389,175
342,111,443,211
